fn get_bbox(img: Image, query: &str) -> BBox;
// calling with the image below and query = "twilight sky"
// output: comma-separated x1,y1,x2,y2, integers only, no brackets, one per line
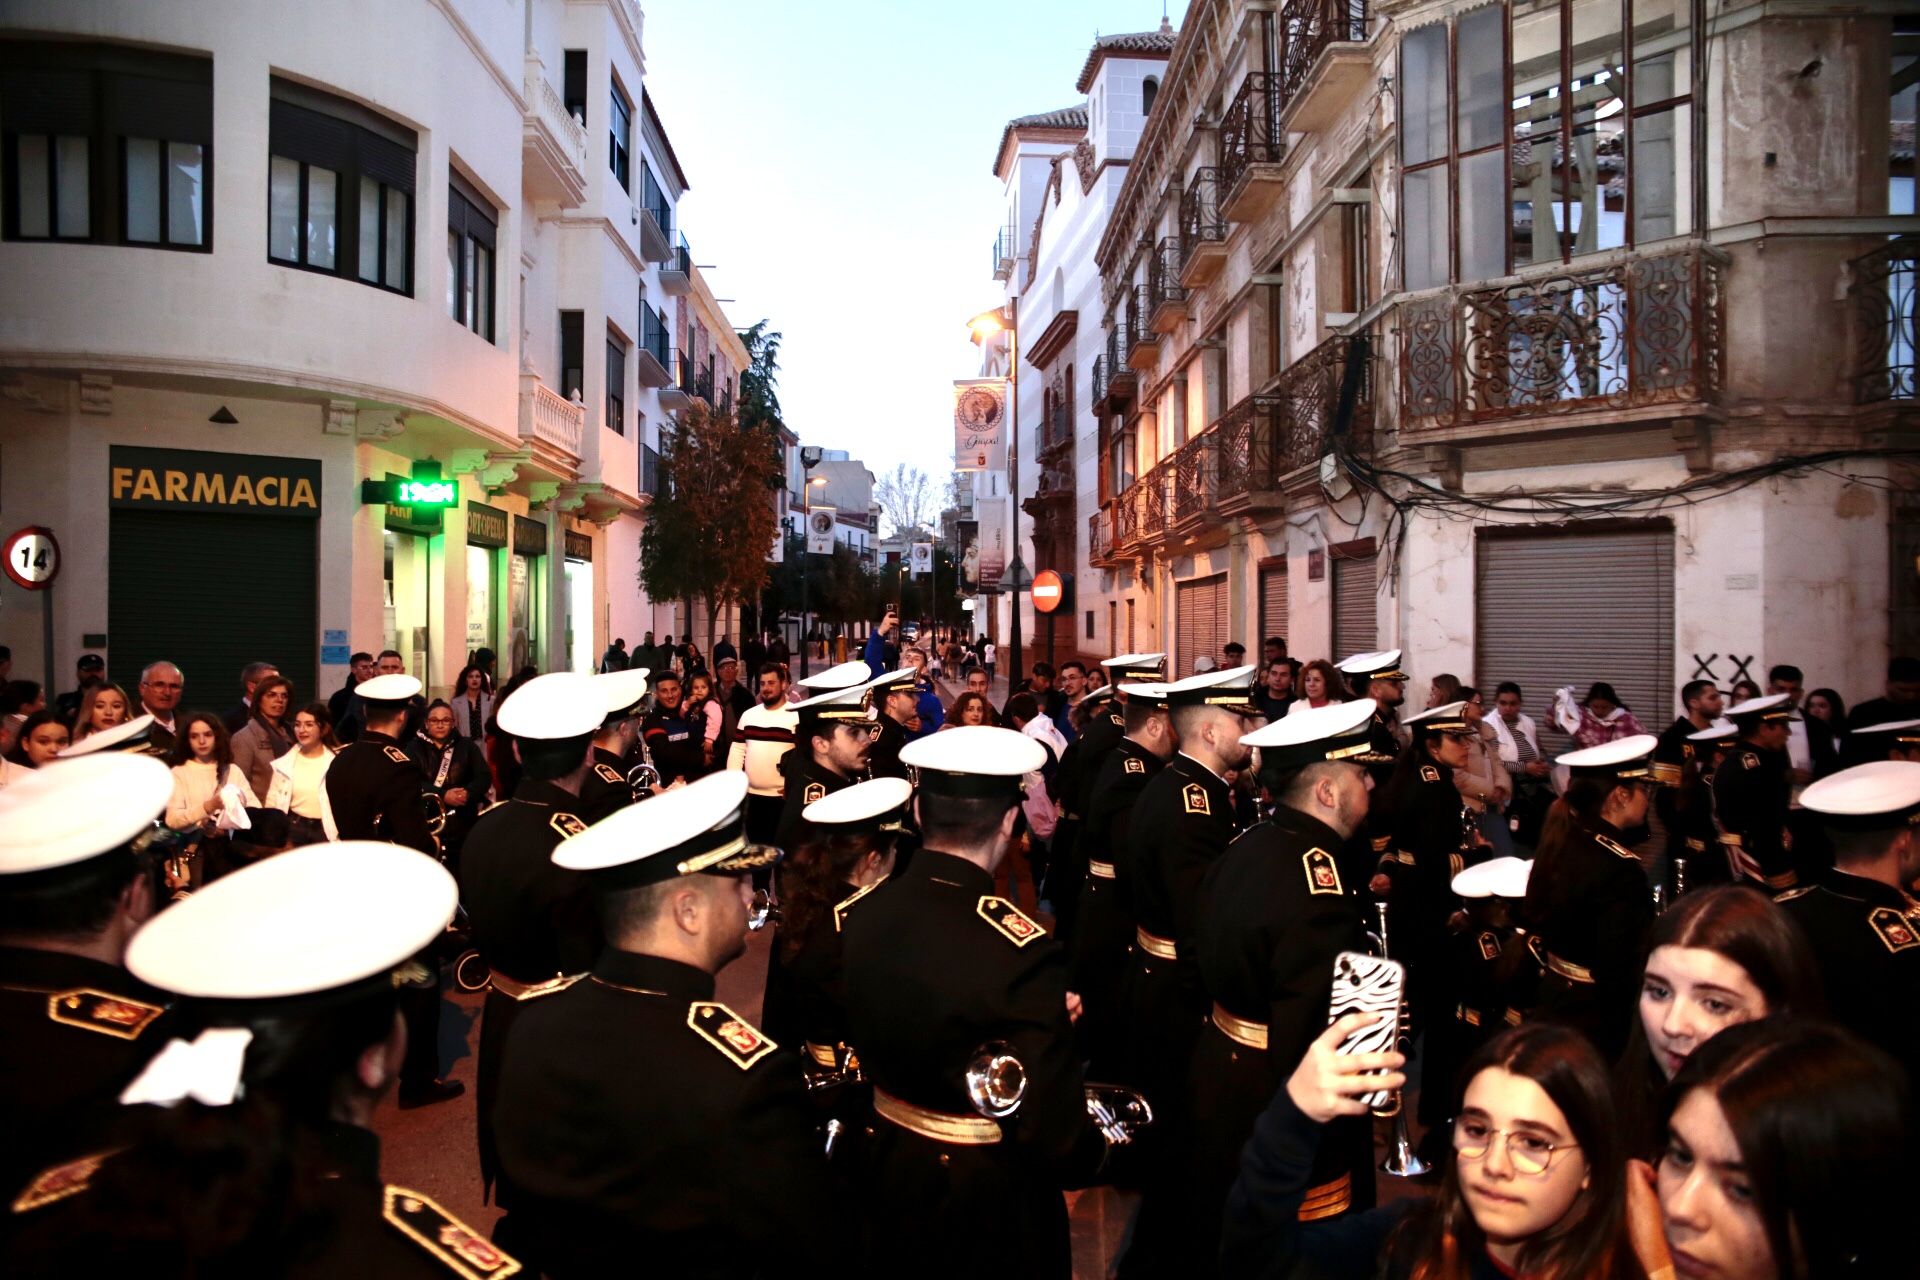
639,0,1179,483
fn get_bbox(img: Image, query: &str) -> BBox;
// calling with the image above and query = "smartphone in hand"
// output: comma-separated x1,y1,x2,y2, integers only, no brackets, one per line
1328,950,1406,1111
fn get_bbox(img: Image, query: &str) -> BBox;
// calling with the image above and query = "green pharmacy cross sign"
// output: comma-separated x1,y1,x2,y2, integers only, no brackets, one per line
361,463,460,532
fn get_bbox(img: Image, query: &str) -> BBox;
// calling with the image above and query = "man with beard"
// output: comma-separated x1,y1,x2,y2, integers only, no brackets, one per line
1180,701,1382,1269
728,662,798,845
576,668,652,822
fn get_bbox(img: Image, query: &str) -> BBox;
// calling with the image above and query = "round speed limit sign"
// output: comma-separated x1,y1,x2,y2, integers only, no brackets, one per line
3,526,61,591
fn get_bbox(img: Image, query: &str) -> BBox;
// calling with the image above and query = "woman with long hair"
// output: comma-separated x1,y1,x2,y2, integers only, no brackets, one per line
72,681,132,743
164,712,259,888
1288,659,1345,716
230,674,295,801
1522,737,1660,1061
1,708,70,784
1646,1018,1913,1279
451,663,493,741
1801,687,1846,776
1616,885,1822,1158
762,777,906,1062
2,843,504,1276
943,690,995,728
1224,1019,1649,1278
264,702,339,848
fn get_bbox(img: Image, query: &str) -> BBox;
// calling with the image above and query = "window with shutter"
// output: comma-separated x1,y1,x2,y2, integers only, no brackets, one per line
1259,563,1289,648
1332,555,1377,658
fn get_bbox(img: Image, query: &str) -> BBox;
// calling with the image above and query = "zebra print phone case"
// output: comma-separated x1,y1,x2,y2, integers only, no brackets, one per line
1328,950,1406,1111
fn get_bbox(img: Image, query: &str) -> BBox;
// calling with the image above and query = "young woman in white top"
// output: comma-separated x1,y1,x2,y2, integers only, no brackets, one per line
265,702,339,848
165,712,260,889
0,710,69,786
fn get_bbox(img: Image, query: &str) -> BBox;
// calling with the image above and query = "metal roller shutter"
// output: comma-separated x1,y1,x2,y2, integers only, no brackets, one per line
1175,574,1227,677
1475,526,1674,754
109,509,319,710
1259,563,1289,647
1332,554,1377,658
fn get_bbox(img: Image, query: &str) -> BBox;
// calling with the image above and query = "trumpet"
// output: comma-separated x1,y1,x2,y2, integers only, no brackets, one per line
962,1042,1154,1145
626,760,661,802
1372,900,1429,1178
420,791,448,858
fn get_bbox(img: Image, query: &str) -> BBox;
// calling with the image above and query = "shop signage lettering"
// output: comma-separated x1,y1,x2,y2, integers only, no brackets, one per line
513,515,548,557
564,529,592,561
467,503,509,549
110,446,322,517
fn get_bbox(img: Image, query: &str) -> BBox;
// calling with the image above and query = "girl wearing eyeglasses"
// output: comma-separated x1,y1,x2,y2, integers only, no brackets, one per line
1224,1017,1651,1279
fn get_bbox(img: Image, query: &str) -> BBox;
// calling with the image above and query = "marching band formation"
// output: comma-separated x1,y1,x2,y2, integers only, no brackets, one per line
2,645,1917,1278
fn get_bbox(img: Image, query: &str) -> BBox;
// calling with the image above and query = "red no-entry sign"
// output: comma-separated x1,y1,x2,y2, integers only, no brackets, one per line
1030,570,1064,614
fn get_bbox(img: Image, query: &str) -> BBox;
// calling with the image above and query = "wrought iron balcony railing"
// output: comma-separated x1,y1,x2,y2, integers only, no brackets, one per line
1280,0,1371,104
1149,236,1186,330
1170,425,1218,526
1091,354,1108,407
1220,73,1284,201
1089,504,1116,563
1852,236,1918,404
1180,168,1226,254
992,223,1017,281
1400,245,1723,430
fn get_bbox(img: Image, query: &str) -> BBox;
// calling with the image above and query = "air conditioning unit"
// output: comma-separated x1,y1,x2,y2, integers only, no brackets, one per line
1319,453,1351,500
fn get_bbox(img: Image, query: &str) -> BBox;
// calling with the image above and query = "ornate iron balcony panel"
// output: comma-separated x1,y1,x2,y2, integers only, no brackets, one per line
1401,247,1723,430
1280,0,1370,105
1852,236,1918,404
1220,73,1284,206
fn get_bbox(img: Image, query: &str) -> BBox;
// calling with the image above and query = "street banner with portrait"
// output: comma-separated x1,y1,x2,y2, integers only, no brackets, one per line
806,507,837,555
910,542,934,577
956,520,979,592
973,496,1008,588
953,379,1007,473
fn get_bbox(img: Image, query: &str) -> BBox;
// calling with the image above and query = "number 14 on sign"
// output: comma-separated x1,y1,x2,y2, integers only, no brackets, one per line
3,527,60,590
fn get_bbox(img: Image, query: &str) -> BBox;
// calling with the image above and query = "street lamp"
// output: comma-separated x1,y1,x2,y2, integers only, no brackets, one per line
799,447,825,678
967,304,1024,692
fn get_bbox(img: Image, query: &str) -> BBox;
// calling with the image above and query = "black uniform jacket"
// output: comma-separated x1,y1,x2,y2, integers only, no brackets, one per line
493,949,836,1278
1378,762,1472,940
776,755,855,854
0,947,170,1197
868,713,909,780
1525,819,1653,1058
1709,743,1797,891
841,848,1107,1274
1128,752,1237,997
458,778,599,983
1777,868,1920,1071
1070,738,1163,986
324,729,435,854
575,746,635,825
6,1121,502,1279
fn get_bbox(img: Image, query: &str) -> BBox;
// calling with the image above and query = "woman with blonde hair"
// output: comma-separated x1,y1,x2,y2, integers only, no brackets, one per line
71,681,132,743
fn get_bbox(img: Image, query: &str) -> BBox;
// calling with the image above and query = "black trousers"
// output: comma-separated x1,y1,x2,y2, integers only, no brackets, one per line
398,951,444,1090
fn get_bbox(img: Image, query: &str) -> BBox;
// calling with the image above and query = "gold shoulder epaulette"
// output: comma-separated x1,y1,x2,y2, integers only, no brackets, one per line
1741,752,1759,769
383,1186,521,1277
1182,782,1211,815
383,745,411,765
977,895,1045,947
548,812,587,839
1868,907,1920,954
1420,765,1440,783
803,781,826,804
47,988,163,1040
833,877,887,932
1303,848,1341,896
1594,834,1637,861
687,1001,778,1069
1773,885,1815,902
11,1150,112,1214
1124,755,1146,775
594,762,622,784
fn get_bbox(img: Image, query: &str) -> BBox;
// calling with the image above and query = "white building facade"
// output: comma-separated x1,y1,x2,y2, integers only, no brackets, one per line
0,0,721,701
987,0,1915,723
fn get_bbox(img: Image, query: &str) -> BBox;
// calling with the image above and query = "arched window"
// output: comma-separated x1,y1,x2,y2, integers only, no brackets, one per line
1142,77,1159,117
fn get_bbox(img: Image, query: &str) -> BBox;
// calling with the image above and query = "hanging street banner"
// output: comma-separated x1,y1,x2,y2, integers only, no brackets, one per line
973,495,1008,588
909,542,934,577
952,378,1007,473
956,520,979,592
806,506,837,555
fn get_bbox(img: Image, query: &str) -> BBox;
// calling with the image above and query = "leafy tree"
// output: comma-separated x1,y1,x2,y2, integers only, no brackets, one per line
736,320,784,433
639,399,783,638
